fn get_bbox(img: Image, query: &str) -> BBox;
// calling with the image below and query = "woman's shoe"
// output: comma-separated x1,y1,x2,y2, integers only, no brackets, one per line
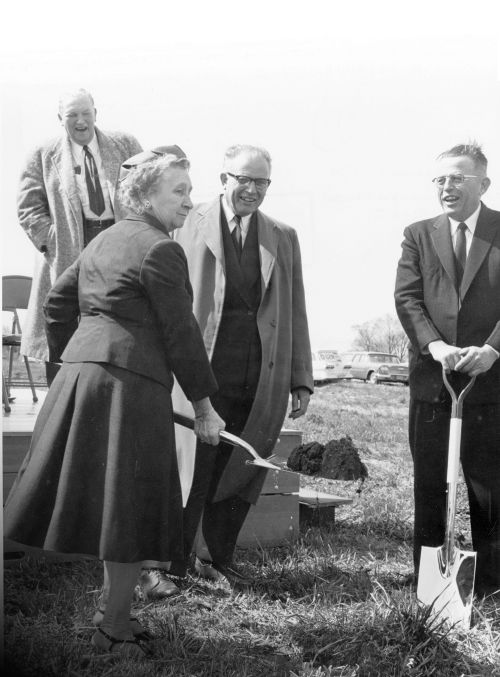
139,568,180,600
91,627,150,658
92,608,156,641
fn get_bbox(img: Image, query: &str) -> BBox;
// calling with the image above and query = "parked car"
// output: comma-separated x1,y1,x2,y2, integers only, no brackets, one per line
339,352,355,379
311,349,343,383
346,351,409,385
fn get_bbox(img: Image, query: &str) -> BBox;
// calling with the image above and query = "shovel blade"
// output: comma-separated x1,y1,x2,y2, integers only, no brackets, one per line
245,458,282,471
417,545,476,630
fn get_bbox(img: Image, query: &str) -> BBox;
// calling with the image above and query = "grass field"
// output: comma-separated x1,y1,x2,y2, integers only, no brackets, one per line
4,380,500,676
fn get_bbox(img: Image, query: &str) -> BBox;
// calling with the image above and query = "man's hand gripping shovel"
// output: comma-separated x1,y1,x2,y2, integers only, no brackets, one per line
417,369,476,630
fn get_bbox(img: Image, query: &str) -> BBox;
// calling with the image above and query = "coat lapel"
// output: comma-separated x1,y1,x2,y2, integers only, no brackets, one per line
196,198,224,264
96,128,121,205
196,200,279,303
256,211,278,294
51,135,82,227
431,213,458,289
461,204,500,301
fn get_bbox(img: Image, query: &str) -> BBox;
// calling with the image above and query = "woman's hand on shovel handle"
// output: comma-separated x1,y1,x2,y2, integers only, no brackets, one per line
192,398,225,445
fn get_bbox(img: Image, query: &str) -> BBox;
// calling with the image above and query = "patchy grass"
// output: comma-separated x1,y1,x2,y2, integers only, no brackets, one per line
4,381,500,676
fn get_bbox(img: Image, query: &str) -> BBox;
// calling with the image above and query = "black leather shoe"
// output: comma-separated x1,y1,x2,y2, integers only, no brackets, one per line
139,569,179,600
194,557,252,588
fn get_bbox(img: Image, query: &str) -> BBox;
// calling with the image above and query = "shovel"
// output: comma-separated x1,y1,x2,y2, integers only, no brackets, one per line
417,369,476,630
173,411,280,471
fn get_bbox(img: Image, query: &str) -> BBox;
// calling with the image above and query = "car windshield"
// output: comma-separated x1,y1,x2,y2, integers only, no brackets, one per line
370,354,400,364
318,351,339,361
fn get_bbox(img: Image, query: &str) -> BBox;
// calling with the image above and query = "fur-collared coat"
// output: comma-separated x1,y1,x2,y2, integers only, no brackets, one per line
18,127,142,361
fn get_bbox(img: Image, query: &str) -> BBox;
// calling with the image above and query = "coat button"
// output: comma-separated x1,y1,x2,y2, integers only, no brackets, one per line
268,361,274,368
247,310,254,316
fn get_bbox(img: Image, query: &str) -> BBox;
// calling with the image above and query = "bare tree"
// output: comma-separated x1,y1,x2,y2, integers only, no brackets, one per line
352,314,409,360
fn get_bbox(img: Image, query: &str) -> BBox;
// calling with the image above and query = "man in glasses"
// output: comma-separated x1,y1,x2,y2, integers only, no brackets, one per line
395,143,500,598
142,144,313,596
18,89,142,382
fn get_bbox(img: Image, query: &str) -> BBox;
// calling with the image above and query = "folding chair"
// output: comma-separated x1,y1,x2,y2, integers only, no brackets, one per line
3,275,38,411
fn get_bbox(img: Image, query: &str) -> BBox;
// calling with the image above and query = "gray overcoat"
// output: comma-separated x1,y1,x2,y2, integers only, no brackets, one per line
18,127,142,361
174,197,314,504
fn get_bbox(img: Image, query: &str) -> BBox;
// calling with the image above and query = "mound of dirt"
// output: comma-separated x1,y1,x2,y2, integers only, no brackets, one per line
287,441,324,475
321,436,368,480
287,436,368,481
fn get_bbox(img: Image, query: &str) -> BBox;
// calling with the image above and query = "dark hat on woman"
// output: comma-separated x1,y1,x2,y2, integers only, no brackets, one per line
120,145,187,178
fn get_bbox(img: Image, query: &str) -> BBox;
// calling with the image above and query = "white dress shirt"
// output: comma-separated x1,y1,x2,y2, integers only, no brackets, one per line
70,135,114,220
449,203,481,257
221,196,252,245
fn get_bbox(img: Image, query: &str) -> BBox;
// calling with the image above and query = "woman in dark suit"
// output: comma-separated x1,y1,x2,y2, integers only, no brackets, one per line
4,149,224,657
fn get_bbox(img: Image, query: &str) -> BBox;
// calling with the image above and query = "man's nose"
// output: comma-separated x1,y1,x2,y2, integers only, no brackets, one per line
442,177,456,189
244,180,258,194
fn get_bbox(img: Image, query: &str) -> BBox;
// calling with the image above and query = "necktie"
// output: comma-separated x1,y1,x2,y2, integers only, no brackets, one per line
232,215,243,260
454,222,467,287
83,145,105,216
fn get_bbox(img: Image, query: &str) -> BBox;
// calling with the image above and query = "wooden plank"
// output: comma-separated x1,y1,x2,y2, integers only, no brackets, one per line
298,487,353,507
272,429,302,460
3,388,46,434
300,503,338,528
260,467,299,495
3,435,31,473
298,488,353,530
237,494,299,547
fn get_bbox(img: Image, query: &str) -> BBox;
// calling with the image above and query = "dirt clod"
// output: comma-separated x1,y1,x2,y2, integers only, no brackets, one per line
287,441,324,474
287,436,368,480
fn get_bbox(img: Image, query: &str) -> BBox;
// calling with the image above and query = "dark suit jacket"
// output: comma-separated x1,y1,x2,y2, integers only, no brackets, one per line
44,214,217,402
395,203,500,404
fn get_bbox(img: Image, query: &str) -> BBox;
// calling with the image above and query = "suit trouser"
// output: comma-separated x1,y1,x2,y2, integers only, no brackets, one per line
169,393,253,576
409,397,500,591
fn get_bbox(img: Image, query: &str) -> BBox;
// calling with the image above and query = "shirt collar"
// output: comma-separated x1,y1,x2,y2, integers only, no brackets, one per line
449,203,481,236
70,133,99,160
221,195,251,234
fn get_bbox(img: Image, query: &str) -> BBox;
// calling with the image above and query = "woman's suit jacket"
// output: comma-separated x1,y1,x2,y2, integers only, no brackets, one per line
44,214,217,402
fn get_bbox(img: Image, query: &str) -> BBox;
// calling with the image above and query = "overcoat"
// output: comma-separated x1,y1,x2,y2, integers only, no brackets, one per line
395,202,500,404
174,197,313,504
18,127,142,361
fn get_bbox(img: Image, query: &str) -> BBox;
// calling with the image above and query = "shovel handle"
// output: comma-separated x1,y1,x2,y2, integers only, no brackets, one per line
441,370,475,572
442,369,475,418
173,411,266,464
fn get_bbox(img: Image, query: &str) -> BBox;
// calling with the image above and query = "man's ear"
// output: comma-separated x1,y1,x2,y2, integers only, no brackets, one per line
220,172,227,187
480,177,491,196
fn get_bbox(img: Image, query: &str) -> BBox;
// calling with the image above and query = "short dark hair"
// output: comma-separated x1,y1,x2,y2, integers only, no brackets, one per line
437,142,488,173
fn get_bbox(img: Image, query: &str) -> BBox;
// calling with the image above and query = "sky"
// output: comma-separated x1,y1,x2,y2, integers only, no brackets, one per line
1,1,500,350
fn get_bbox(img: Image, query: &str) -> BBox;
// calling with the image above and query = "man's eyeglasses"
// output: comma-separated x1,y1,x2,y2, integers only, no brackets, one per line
432,174,479,187
226,172,271,190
